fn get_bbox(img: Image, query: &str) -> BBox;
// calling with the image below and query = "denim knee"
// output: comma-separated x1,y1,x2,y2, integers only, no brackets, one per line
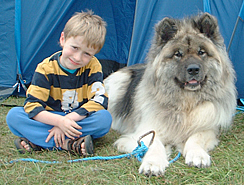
6,107,23,127
97,109,112,130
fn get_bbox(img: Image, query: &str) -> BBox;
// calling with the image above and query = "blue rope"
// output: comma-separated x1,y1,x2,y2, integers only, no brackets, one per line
6,141,181,165
6,99,244,166
8,101,244,165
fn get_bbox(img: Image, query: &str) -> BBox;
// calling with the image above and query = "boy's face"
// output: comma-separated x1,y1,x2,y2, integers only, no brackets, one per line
59,32,98,70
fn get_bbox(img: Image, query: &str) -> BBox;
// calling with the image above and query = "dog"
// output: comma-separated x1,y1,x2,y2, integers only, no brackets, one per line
104,13,237,176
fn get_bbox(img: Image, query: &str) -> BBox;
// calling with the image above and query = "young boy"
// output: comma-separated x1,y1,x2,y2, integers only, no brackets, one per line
6,10,112,156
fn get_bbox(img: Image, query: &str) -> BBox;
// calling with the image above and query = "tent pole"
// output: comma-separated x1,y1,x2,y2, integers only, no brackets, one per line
15,0,27,94
227,16,240,53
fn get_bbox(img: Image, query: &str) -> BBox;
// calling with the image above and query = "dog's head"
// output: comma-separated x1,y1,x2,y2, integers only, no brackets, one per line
147,13,234,93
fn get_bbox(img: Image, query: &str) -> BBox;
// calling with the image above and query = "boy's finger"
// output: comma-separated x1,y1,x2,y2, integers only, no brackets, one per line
57,139,62,148
62,134,65,145
70,127,82,135
73,123,82,130
65,132,75,140
45,133,52,143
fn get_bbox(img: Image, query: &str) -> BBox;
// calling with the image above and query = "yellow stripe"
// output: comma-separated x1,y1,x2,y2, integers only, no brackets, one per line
82,101,105,112
24,102,42,114
86,57,102,76
27,85,50,101
37,58,68,76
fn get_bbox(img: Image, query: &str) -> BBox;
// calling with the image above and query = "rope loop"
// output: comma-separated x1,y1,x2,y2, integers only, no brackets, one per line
137,130,155,147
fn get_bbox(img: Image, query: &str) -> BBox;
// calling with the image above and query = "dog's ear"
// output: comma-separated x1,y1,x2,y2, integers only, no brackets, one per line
155,17,178,46
194,13,219,40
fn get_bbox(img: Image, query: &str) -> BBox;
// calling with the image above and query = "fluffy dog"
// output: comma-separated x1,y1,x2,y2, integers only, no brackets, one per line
104,13,237,176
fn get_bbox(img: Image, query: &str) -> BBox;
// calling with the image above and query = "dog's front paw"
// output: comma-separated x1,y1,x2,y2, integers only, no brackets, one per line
139,156,169,177
114,136,137,153
185,148,211,168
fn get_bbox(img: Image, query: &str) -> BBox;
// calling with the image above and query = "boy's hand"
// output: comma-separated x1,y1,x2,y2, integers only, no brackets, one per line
33,110,84,141
45,126,65,147
58,116,82,139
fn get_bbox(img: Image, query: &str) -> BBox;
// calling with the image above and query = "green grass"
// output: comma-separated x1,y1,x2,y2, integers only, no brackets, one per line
0,96,243,184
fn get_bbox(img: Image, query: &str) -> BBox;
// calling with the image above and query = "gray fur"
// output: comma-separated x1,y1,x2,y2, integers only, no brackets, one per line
114,64,145,119
104,13,237,176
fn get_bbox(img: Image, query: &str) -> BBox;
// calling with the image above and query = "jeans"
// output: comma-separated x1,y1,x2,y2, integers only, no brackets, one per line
6,107,112,149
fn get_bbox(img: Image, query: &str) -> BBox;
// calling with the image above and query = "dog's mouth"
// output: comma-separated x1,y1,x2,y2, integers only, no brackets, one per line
184,79,201,90
175,76,207,91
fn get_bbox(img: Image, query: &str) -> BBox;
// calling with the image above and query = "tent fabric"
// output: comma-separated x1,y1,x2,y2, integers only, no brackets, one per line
203,0,211,13
128,0,204,66
128,0,244,98
239,0,244,19
1,0,244,98
1,0,135,94
0,1,17,88
19,0,135,86
211,0,244,98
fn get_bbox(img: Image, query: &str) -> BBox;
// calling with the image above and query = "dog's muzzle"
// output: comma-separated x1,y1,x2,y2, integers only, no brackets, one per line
175,60,207,91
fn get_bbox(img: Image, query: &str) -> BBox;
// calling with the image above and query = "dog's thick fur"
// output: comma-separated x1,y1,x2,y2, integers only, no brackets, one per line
104,13,237,176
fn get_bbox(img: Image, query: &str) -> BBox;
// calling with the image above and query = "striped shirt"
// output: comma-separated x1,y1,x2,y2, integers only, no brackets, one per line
24,51,108,118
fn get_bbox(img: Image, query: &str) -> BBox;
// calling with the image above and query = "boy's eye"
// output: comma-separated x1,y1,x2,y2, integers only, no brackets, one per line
72,46,78,50
85,52,91,56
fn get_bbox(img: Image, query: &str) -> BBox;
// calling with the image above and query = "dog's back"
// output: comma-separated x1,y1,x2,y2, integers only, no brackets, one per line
104,64,146,132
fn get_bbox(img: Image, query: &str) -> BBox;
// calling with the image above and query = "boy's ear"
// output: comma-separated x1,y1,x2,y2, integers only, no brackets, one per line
59,32,65,47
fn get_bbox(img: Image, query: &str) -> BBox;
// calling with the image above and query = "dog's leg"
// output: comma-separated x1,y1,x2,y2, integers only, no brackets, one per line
114,135,138,153
139,138,169,177
183,130,219,168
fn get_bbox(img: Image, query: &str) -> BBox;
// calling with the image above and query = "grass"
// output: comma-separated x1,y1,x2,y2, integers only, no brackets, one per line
0,96,244,184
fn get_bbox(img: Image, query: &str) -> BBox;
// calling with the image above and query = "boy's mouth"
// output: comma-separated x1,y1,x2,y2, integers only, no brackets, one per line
69,58,80,65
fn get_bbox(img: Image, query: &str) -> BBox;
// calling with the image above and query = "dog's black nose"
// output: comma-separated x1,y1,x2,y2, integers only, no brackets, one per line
187,64,200,75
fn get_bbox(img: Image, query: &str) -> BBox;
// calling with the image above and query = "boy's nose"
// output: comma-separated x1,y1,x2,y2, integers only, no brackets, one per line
73,53,82,62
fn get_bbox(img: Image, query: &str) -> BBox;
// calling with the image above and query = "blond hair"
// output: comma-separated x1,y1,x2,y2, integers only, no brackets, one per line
63,10,107,53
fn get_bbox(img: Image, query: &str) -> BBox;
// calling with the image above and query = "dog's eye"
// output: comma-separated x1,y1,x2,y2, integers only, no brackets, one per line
174,51,182,58
198,50,206,56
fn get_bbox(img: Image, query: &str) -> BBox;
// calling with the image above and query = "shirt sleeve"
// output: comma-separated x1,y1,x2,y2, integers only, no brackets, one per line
24,59,51,118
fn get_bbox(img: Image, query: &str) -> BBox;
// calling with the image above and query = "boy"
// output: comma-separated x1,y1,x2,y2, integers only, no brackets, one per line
6,10,112,156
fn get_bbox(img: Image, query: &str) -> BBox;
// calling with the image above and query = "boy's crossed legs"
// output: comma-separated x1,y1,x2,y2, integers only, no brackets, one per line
6,107,112,155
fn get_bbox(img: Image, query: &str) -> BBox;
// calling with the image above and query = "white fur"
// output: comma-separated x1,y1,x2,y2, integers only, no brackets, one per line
104,13,236,176
104,69,235,176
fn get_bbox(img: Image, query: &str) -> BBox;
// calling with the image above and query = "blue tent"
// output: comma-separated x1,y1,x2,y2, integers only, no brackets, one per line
1,0,244,100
